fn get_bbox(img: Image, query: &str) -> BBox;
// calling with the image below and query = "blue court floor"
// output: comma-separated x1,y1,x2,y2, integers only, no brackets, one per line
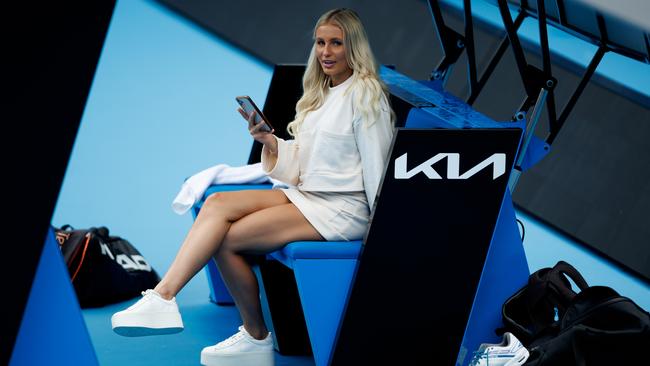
49,1,648,365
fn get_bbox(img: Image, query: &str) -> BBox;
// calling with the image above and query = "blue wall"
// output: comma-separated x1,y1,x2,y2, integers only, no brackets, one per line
52,0,272,279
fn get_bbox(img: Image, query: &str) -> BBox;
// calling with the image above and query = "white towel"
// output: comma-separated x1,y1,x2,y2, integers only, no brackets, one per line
171,162,286,215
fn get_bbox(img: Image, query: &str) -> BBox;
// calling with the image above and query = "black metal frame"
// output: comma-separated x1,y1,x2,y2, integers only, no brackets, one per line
547,11,609,143
552,0,648,63
496,0,556,118
427,0,618,146
428,0,466,84
463,0,477,95
466,11,526,105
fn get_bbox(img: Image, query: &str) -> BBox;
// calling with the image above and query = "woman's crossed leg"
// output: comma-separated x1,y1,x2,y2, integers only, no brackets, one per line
155,189,322,303
215,198,324,339
112,188,322,366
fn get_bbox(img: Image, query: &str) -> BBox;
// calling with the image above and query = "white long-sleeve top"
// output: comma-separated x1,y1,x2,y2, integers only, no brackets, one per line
261,75,394,209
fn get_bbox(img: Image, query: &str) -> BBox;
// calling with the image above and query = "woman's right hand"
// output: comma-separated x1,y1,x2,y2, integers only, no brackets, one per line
238,108,277,153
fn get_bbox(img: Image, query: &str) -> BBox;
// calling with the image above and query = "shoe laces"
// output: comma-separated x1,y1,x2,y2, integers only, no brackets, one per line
124,289,158,311
138,289,156,302
141,289,155,297
216,327,247,347
469,349,491,366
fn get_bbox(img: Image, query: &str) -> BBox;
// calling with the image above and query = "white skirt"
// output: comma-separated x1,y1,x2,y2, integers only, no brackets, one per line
280,188,370,241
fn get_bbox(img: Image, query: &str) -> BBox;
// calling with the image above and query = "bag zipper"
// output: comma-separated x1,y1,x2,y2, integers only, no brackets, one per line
560,296,627,330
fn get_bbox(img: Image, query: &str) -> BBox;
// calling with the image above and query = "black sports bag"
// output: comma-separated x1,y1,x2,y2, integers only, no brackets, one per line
54,225,160,308
499,261,650,366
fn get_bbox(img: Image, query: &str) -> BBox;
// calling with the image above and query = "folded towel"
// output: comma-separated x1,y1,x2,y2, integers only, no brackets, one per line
172,162,286,215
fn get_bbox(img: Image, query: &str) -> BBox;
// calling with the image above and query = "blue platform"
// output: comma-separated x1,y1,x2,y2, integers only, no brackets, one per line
266,241,362,366
10,229,98,366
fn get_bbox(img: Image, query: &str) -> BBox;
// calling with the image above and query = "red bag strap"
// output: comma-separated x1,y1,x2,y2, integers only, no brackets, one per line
70,233,92,282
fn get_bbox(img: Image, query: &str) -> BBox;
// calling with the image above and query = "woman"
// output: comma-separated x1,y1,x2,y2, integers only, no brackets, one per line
111,8,394,366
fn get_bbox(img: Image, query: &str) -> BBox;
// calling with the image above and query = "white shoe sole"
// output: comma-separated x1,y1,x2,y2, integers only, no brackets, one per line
505,347,530,366
200,351,274,366
111,311,184,337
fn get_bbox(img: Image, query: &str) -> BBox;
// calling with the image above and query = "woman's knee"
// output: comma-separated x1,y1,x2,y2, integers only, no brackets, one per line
201,190,286,221
204,191,229,208
201,192,236,218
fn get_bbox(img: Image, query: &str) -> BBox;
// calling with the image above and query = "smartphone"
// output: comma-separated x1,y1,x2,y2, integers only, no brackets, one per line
236,96,273,133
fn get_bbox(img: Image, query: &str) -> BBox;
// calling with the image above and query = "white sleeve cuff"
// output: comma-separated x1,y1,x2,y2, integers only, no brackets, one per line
261,136,300,186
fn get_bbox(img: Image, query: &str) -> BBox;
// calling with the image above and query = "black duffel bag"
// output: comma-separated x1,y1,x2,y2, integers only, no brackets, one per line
499,261,650,366
53,225,160,308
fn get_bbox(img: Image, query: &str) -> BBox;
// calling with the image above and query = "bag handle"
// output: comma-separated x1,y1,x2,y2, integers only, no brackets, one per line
526,261,589,305
522,261,589,334
547,260,589,300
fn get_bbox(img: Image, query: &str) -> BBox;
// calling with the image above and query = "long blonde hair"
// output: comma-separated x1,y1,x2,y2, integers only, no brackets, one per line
287,8,393,136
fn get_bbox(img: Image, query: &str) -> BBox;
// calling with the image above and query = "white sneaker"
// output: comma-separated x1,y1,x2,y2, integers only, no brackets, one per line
200,325,274,366
111,289,184,337
469,332,530,366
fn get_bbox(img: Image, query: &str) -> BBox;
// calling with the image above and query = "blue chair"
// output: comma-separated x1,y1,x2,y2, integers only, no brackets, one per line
263,240,362,366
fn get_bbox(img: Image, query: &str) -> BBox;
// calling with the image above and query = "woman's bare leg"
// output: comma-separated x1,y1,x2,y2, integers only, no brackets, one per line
216,203,323,339
153,189,290,300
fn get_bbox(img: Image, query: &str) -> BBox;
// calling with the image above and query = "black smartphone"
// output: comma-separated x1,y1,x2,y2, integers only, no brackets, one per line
236,96,273,133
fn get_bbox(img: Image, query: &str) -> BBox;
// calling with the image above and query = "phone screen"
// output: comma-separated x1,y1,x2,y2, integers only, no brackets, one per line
236,96,272,132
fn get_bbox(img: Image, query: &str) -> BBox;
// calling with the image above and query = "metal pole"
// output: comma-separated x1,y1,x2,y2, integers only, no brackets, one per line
509,87,548,193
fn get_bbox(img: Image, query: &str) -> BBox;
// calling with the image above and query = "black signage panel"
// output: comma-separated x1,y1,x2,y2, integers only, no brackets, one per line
332,128,522,365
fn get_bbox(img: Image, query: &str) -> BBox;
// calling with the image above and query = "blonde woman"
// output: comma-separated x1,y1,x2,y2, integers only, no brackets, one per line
111,8,394,366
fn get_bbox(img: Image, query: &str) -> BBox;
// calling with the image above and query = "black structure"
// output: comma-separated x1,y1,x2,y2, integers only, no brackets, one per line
3,2,116,363
256,259,313,355
248,65,304,164
331,128,522,365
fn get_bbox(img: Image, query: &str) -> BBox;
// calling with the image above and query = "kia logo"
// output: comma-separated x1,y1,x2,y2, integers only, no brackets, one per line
394,153,506,180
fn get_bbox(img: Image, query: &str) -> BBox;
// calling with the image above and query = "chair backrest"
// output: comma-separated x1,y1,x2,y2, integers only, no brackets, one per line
248,64,305,164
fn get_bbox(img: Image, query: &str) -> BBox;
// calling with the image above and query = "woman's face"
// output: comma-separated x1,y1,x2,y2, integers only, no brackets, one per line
315,23,353,86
